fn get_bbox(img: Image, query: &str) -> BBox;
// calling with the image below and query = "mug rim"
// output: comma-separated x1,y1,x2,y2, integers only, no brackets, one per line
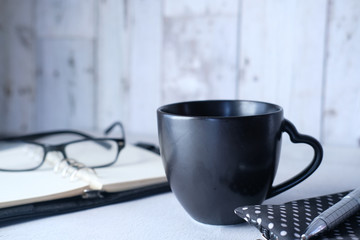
157,99,283,119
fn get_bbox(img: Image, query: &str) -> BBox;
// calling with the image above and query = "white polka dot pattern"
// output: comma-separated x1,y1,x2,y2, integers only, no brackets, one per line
235,190,360,240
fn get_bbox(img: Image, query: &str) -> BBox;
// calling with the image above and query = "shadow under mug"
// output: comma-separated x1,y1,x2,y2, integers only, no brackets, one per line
157,100,323,225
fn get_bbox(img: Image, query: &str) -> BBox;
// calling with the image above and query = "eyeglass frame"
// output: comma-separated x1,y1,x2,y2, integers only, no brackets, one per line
0,122,126,172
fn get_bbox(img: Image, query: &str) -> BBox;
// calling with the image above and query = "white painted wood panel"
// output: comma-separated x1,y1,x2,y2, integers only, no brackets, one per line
35,39,95,131
0,0,36,134
164,0,238,17
34,0,97,132
238,0,327,138
162,0,239,104
96,0,127,131
0,0,5,131
125,0,162,136
36,0,96,38
323,0,360,147
0,0,359,148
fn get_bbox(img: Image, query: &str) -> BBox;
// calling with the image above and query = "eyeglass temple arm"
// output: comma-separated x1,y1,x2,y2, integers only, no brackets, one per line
104,122,126,143
0,130,112,149
1,130,95,141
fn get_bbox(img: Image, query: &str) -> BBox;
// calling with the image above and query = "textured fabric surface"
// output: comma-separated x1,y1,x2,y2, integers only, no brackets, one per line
235,191,360,240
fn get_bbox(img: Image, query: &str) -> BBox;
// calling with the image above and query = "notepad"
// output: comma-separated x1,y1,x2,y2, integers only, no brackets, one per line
0,144,167,209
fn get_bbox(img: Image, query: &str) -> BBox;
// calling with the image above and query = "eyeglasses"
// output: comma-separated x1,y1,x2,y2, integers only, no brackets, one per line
0,122,126,172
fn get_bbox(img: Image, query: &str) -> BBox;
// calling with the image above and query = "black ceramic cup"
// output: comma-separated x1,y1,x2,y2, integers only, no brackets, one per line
157,100,322,225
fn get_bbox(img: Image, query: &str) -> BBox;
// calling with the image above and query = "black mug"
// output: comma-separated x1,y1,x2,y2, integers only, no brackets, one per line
157,100,323,225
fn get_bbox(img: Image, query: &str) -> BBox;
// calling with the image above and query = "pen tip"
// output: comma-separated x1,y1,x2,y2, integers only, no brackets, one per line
301,234,308,240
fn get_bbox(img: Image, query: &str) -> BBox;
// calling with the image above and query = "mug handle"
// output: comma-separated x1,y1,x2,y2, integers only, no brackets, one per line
266,119,323,198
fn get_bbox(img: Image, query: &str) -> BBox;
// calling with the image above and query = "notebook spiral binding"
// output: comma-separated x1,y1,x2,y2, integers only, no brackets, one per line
46,155,98,183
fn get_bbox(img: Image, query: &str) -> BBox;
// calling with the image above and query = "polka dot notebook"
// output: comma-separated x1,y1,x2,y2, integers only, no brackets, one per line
235,190,360,240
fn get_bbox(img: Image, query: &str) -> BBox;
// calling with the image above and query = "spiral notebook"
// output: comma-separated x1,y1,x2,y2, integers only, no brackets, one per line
0,144,168,209
235,190,360,240
0,142,171,227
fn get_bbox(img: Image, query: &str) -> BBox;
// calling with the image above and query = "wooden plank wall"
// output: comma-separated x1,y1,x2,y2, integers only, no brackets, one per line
0,0,36,133
323,0,360,147
35,0,96,130
0,0,359,147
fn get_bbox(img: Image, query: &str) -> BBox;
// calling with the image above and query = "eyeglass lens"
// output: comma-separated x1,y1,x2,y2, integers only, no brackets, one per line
0,142,44,171
65,139,119,168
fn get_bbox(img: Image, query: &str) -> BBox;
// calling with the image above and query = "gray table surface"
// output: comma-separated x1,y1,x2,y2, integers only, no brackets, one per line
1,142,359,240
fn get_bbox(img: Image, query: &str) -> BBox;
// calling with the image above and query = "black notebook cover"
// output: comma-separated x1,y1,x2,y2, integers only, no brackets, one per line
235,190,360,240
